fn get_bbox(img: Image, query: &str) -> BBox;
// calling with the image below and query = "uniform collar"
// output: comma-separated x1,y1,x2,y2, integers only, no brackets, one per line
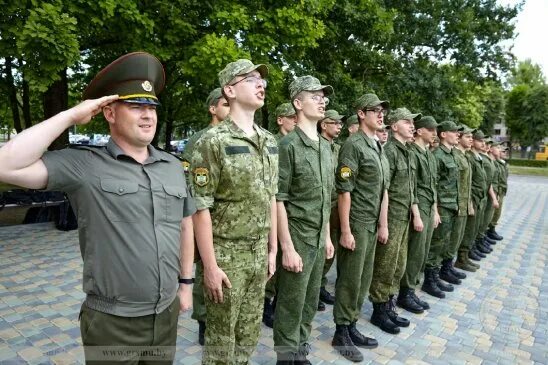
106,138,168,163
440,144,452,154
225,116,267,141
357,129,378,149
295,126,320,150
389,136,408,152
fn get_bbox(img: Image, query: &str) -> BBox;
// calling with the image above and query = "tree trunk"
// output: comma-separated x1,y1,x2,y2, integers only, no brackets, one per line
22,78,32,129
4,57,22,133
43,69,69,151
261,101,269,130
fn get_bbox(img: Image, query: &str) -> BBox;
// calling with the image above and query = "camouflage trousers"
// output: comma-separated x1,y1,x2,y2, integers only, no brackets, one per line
475,196,488,239
460,197,486,251
490,195,505,228
321,226,340,287
481,195,497,234
273,235,325,354
401,205,434,290
370,216,409,303
191,260,206,323
444,214,467,260
426,206,457,269
203,241,267,365
333,220,377,325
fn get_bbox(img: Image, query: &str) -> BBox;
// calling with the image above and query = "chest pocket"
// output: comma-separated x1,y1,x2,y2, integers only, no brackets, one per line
100,178,141,223
163,185,187,222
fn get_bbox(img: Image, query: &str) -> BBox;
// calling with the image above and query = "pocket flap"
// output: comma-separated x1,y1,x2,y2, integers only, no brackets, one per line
163,185,187,198
100,179,139,195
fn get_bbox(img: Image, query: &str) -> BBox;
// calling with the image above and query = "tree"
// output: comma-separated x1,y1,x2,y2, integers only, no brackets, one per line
509,59,546,87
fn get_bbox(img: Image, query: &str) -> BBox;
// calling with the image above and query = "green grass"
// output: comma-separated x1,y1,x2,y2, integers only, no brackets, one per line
509,165,548,177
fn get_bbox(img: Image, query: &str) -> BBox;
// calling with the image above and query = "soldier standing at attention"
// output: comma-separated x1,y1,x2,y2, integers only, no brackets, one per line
331,94,389,362
477,139,500,252
274,102,298,141
191,59,279,365
273,76,335,365
317,109,344,311
0,52,196,364
397,116,441,311
369,107,421,334
487,144,508,241
184,87,230,346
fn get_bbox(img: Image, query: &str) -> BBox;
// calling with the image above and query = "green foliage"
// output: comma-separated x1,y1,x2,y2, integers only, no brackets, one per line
508,159,548,168
509,59,546,87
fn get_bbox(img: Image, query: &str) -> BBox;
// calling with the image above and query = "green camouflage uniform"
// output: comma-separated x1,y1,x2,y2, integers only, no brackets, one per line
191,117,278,365
426,143,459,269
490,159,508,228
334,128,389,324
273,126,333,354
460,150,487,252
370,135,414,302
401,142,437,290
444,147,472,260
480,153,497,234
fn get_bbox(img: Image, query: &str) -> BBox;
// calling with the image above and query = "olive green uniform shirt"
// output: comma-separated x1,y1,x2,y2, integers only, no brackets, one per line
384,137,414,220
324,138,341,208
496,160,509,196
453,148,472,216
467,151,488,207
408,142,437,212
277,126,332,247
335,130,389,231
42,139,196,317
481,153,496,190
190,117,278,245
274,131,285,142
433,144,459,211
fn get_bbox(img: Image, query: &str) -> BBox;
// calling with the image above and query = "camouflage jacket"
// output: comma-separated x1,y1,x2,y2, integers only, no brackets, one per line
452,147,472,216
466,150,488,207
433,144,459,211
384,137,414,220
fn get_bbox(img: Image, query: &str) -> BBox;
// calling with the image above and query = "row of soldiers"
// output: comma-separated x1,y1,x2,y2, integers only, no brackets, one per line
182,59,509,365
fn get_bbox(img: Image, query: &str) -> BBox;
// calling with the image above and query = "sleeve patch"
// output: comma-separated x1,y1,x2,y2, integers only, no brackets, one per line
340,166,352,179
194,167,210,187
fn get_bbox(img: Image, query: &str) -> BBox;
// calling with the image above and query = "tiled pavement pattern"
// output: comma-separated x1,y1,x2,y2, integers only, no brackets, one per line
0,175,546,365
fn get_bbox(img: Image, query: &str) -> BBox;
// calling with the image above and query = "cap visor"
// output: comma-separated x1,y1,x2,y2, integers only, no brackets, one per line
121,98,161,106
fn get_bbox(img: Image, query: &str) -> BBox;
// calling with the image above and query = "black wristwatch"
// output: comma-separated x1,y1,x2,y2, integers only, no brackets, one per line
178,277,195,285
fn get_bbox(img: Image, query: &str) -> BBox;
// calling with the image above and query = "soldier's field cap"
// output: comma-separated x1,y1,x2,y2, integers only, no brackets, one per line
83,52,164,105
387,107,422,125
322,109,344,121
345,114,358,128
437,120,460,132
218,59,268,88
380,123,390,130
415,116,439,130
289,75,333,100
490,141,502,147
354,93,389,110
206,88,223,107
275,102,296,117
458,124,476,134
484,137,494,144
473,130,486,140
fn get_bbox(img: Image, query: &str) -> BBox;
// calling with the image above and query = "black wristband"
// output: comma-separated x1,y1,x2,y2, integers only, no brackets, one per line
178,277,194,284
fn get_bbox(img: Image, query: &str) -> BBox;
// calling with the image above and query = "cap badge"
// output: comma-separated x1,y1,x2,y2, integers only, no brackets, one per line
142,80,153,92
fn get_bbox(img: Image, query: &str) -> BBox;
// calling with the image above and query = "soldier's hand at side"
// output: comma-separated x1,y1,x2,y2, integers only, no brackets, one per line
66,95,119,126
326,239,335,259
340,231,355,251
204,266,232,304
267,250,277,280
469,203,475,216
413,216,424,232
177,284,192,312
377,225,389,244
492,198,499,209
433,211,442,228
282,248,303,273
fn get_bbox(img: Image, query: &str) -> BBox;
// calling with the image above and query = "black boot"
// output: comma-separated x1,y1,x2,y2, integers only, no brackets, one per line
421,268,445,299
386,296,410,327
317,300,326,312
440,259,462,285
262,297,275,328
198,320,206,346
396,288,424,314
348,321,378,348
433,267,454,292
487,227,503,240
484,235,497,245
410,289,430,310
332,325,364,362
295,343,312,365
475,240,490,255
276,352,295,365
449,262,467,280
468,248,482,261
371,302,400,334
319,286,335,305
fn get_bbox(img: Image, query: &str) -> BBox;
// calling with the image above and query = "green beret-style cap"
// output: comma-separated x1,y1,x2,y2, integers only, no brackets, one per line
275,102,296,117
414,116,439,130
473,130,486,140
289,75,333,100
83,52,165,105
345,114,358,128
218,59,268,88
458,124,476,134
206,88,223,107
322,109,344,121
437,120,460,132
387,107,422,125
353,93,389,110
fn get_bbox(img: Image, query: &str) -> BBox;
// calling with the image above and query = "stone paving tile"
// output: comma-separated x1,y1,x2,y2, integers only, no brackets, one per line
0,175,546,364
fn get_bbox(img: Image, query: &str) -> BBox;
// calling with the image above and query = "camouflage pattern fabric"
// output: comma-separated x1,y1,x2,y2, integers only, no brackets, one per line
446,215,467,259
191,260,206,323
460,200,482,252
427,206,457,269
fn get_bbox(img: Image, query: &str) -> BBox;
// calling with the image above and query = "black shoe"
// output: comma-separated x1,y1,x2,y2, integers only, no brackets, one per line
440,260,462,285
386,296,410,327
475,241,490,255
348,321,378,348
487,227,503,241
484,235,497,245
371,302,400,334
262,297,275,328
477,242,491,254
433,268,454,292
332,325,364,362
295,343,312,365
421,268,445,299
410,290,430,310
276,352,295,365
468,248,482,261
319,286,335,305
198,320,206,346
450,265,467,280
396,288,424,314
317,301,326,312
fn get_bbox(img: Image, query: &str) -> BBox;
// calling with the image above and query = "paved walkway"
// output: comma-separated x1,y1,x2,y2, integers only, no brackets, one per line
0,175,546,364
